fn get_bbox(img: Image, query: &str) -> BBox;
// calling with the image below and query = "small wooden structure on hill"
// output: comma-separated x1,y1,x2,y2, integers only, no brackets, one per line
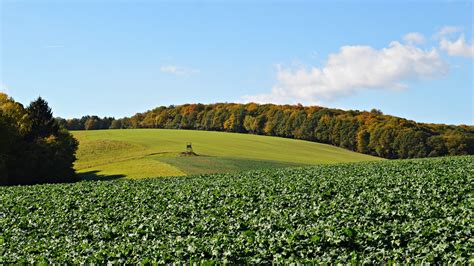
186,142,193,153
180,142,198,156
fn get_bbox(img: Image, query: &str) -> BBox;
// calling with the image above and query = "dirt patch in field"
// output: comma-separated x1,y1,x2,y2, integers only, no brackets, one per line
179,151,200,157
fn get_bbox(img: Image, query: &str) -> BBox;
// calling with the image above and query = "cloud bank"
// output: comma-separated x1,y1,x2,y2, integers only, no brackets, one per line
244,41,448,104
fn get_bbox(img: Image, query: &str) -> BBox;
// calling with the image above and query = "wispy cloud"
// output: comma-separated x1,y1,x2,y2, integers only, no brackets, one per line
43,44,64,49
160,65,200,76
434,26,462,39
243,39,448,105
403,32,425,45
310,51,319,59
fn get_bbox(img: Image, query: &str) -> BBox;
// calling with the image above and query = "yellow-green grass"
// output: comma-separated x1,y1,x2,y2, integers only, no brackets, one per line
73,129,381,179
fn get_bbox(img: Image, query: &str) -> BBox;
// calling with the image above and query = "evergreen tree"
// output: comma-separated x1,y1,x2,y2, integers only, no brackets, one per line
26,97,59,139
1,94,78,185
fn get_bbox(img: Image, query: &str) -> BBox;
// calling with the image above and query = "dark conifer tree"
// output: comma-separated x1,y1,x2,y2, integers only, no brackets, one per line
26,97,59,139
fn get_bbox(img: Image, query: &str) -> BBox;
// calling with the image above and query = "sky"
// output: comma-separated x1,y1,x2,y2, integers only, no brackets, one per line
0,0,473,125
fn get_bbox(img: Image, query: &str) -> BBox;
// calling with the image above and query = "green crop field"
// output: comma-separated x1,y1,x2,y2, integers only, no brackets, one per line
1,156,472,263
73,129,380,179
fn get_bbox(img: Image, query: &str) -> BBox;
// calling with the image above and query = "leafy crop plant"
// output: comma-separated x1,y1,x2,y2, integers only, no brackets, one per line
1,156,472,263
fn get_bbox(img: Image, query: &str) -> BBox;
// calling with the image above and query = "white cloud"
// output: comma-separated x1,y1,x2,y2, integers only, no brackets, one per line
439,34,474,58
433,25,474,57
434,26,462,39
160,65,200,76
403,32,425,44
243,41,448,104
242,86,322,105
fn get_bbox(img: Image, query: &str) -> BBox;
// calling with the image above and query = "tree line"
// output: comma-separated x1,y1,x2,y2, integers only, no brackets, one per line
0,93,78,185
59,103,474,159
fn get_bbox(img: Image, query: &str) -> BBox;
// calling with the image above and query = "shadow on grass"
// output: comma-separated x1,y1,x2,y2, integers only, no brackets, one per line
77,170,125,181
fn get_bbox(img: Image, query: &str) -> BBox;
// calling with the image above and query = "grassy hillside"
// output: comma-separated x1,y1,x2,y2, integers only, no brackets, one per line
73,129,380,179
61,103,474,160
1,156,472,263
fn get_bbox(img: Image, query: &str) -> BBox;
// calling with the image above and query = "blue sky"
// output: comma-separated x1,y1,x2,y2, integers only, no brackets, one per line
1,0,473,125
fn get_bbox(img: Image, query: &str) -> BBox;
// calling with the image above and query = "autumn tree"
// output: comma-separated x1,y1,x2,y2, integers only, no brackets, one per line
0,94,78,185
57,101,474,159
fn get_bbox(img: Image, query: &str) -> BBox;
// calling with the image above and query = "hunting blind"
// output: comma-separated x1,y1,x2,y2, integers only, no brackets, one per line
186,142,193,153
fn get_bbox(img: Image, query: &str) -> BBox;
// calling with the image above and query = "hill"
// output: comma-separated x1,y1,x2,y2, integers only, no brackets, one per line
2,156,472,263
59,103,474,160
73,129,380,179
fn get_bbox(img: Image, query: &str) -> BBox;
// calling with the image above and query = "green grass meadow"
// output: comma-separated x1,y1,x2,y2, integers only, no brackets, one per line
73,129,381,179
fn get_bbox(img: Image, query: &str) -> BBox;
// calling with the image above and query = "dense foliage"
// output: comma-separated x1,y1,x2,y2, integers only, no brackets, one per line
0,93,78,185
1,156,472,263
58,103,474,159
57,115,115,130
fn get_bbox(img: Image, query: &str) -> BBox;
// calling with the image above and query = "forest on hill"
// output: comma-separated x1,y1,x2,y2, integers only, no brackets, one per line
58,103,474,159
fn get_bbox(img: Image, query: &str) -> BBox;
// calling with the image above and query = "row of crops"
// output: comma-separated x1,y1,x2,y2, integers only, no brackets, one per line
1,156,473,263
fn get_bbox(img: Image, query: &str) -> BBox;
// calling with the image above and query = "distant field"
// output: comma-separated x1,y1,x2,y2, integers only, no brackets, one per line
73,129,380,179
